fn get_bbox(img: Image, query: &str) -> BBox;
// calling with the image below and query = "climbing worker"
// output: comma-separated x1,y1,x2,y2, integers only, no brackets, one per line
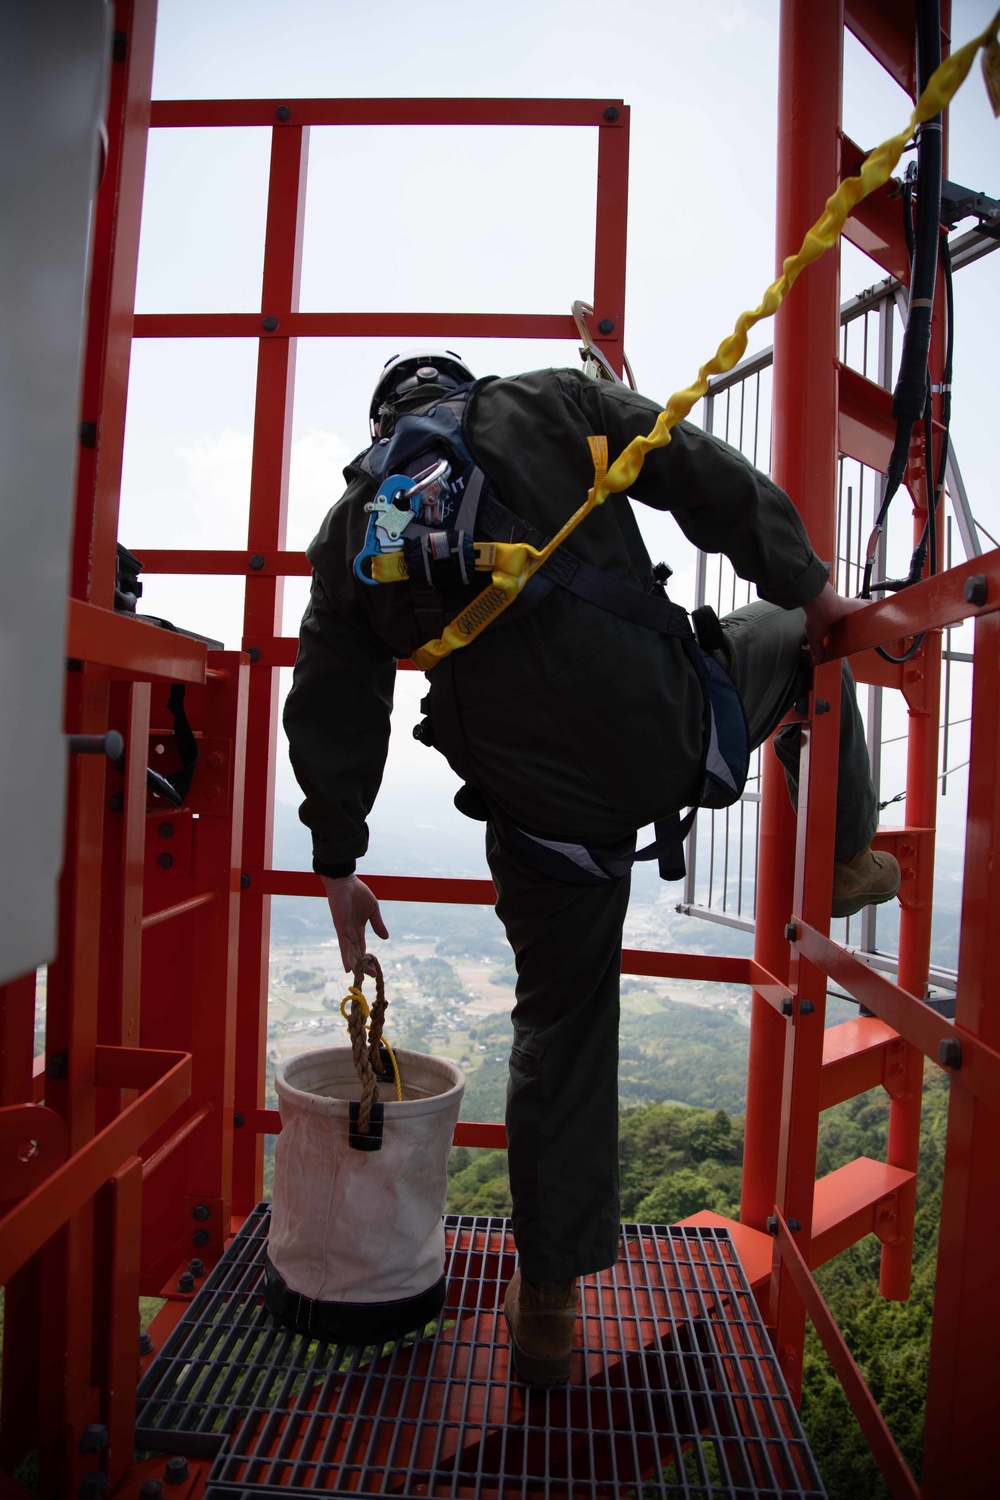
283,350,900,1385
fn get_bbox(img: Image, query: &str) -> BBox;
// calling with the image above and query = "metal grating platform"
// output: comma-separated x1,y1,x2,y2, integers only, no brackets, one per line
136,1208,826,1498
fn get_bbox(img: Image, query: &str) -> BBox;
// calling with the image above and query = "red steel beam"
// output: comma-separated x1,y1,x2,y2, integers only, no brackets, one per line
133,311,580,341
593,106,630,375
133,549,311,576
792,921,1000,1106
744,0,844,1284
922,608,1000,1498
232,121,309,1218
828,547,1000,656
839,132,911,282
774,1210,920,1500
0,974,37,1107
66,599,207,683
150,97,625,129
0,1048,191,1285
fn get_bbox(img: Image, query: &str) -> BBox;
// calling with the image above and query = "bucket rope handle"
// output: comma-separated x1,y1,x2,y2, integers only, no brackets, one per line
341,955,403,1134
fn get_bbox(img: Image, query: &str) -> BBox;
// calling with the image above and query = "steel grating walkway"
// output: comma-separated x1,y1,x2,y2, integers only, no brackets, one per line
136,1208,826,1498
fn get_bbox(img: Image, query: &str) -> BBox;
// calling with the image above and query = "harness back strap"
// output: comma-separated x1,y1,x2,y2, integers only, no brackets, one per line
411,436,609,670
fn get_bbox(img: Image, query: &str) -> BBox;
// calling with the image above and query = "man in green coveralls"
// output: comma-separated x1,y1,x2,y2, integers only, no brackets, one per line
283,352,899,1384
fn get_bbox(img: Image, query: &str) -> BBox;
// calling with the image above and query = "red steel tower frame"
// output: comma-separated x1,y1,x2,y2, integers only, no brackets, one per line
1,1,998,1496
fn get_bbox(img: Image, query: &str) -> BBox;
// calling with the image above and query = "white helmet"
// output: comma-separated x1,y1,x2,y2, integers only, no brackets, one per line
369,350,474,432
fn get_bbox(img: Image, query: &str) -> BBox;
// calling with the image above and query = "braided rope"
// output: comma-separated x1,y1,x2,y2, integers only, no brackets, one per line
342,955,401,1135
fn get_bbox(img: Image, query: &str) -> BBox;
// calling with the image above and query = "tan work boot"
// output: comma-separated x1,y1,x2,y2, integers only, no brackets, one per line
831,847,901,919
503,1268,578,1385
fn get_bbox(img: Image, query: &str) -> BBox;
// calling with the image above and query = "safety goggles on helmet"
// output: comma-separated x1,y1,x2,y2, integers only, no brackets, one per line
369,350,474,433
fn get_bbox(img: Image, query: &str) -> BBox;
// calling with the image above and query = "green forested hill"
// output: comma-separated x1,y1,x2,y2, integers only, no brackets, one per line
452,998,753,1126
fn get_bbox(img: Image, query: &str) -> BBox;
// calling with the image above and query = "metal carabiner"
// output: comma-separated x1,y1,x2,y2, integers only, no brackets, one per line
399,458,450,503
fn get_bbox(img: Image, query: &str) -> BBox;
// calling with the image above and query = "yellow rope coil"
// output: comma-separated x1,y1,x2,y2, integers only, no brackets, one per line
412,10,999,673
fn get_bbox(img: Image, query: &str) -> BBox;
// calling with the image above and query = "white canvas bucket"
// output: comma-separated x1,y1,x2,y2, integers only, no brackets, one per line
264,981,465,1344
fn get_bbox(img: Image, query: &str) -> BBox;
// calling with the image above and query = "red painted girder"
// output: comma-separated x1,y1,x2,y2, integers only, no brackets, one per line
850,646,905,691
923,606,1000,1495
794,919,1000,1106
0,1049,191,1284
150,97,626,128
820,1016,902,1109
810,1156,916,1267
258,868,497,904
137,549,311,576
774,1209,920,1500
0,974,36,1107
837,360,896,471
242,636,297,667
827,548,1000,658
66,599,207,683
839,130,911,281
133,311,580,340
872,825,935,912
622,950,753,983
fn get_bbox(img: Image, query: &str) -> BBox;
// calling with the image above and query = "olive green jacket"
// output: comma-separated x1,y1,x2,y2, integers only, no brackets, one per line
283,367,827,874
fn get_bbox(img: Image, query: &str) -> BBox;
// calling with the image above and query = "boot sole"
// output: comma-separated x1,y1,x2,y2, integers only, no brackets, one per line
503,1307,572,1385
831,876,901,920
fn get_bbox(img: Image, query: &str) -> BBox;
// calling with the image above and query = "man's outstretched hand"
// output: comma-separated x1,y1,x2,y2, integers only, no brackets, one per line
321,874,389,975
802,582,869,661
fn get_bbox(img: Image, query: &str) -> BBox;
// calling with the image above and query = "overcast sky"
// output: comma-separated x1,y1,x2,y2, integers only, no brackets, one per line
117,0,999,868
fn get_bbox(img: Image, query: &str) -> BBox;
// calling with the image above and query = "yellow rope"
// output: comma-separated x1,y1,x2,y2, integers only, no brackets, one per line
411,10,1000,673
340,986,404,1102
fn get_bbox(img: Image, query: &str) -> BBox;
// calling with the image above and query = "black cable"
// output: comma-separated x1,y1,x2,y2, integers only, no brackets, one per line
873,234,954,663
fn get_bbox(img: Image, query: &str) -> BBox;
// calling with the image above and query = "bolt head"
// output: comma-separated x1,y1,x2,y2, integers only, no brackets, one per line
597,317,615,335
964,573,988,607
158,821,174,839
784,922,797,943
193,1203,211,1221
80,1423,108,1454
262,316,279,333
240,873,251,890
156,852,174,870
603,104,620,122
139,1331,154,1355
177,1271,196,1292
165,1456,190,1485
781,998,794,1016
192,1228,210,1248
938,1037,962,1070
275,104,292,121
249,553,266,571
140,1483,164,1499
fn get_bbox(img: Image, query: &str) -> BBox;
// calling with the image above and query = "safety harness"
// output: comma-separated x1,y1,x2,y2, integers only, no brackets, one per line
354,383,749,884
